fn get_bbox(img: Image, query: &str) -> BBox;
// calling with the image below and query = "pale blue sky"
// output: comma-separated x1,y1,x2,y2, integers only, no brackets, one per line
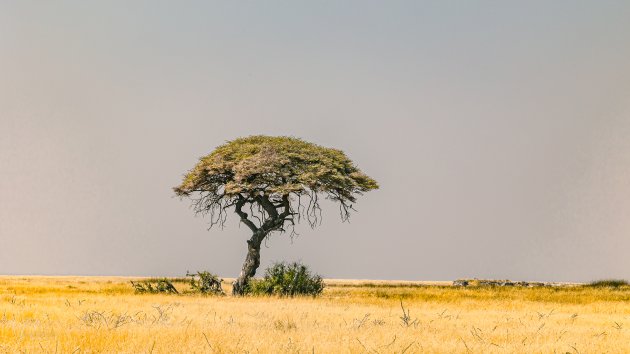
1,1,629,281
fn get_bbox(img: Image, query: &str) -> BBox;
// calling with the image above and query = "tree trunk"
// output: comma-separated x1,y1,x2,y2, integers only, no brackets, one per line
232,233,264,295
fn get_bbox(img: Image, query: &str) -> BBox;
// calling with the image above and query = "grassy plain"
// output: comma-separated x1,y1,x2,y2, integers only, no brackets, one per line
0,276,628,353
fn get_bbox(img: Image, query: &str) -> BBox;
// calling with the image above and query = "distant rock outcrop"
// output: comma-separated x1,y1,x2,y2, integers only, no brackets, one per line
453,279,554,287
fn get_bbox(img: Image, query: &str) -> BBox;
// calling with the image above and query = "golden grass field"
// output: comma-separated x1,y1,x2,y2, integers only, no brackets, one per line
0,276,629,353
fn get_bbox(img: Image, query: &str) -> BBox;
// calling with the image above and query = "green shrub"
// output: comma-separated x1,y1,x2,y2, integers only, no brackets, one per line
130,278,179,294
186,271,224,295
246,261,324,297
587,279,629,288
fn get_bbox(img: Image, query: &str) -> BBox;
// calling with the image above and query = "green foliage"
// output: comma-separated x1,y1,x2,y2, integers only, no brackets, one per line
130,278,179,294
587,279,629,288
174,135,378,204
246,261,325,297
130,273,225,295
186,271,224,295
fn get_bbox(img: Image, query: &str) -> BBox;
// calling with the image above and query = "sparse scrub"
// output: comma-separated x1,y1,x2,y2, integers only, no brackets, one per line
78,310,133,330
185,271,224,295
130,272,224,295
130,278,179,294
273,318,297,331
246,262,324,297
399,301,418,328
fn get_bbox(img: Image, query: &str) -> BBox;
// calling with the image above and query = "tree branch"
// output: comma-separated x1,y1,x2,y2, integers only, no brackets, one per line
257,195,279,219
235,195,259,233
279,194,292,219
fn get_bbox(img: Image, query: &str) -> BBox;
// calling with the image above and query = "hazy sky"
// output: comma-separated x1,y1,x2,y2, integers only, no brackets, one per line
1,1,630,282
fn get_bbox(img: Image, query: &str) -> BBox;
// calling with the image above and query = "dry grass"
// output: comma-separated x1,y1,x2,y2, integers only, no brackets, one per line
0,276,629,353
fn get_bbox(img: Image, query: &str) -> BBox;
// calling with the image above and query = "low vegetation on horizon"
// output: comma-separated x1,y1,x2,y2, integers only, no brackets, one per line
0,276,628,353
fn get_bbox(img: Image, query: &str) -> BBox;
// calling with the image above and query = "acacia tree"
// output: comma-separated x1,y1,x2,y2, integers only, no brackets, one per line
174,136,378,295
